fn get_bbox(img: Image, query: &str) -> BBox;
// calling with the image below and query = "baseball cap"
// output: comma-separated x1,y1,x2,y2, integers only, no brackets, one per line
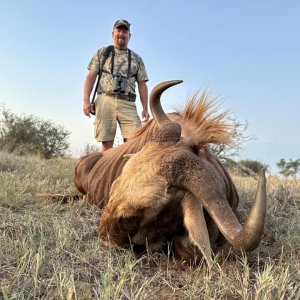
113,19,131,31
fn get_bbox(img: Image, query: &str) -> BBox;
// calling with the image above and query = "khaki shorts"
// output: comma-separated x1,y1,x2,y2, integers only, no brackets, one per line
94,94,142,142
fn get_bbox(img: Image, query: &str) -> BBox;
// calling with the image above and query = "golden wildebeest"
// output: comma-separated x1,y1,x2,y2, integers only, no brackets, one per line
74,80,266,267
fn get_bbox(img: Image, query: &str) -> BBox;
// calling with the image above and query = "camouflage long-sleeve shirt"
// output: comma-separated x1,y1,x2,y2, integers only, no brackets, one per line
87,47,149,95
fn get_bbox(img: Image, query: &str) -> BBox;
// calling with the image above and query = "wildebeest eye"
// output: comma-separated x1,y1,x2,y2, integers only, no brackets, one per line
190,145,199,154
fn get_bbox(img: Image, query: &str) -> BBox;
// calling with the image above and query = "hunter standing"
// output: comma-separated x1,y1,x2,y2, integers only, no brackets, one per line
83,19,149,151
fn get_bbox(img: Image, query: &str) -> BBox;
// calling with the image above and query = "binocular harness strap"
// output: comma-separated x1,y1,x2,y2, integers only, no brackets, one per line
91,46,133,106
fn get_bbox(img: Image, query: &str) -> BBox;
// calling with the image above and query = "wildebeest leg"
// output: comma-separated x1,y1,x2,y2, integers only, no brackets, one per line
181,192,213,268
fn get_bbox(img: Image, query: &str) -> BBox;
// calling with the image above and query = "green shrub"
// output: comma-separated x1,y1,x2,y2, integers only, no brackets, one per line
238,159,267,174
0,107,70,159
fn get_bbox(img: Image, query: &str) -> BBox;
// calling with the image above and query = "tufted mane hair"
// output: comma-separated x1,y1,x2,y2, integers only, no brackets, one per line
129,90,233,147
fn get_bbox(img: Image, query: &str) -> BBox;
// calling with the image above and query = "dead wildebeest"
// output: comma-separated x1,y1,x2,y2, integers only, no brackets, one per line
74,80,266,267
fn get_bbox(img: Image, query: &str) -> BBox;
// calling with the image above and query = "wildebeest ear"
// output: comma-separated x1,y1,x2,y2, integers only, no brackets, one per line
150,122,181,142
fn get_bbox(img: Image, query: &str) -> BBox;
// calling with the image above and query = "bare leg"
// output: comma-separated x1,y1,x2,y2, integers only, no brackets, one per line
101,140,114,152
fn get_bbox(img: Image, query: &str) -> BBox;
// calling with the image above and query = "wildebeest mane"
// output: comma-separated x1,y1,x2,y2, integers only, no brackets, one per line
128,90,232,147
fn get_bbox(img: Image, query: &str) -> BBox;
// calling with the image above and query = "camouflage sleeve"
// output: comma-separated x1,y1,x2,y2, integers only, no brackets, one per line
87,47,105,72
135,54,149,82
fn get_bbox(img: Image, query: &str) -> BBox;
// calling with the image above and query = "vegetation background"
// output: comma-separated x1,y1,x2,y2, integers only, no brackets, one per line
0,150,299,299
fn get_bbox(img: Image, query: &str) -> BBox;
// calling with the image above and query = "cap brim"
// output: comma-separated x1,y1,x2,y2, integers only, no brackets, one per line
114,23,129,30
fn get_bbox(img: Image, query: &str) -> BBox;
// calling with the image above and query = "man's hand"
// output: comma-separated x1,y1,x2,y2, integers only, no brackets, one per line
83,101,91,117
141,110,150,122
83,69,98,117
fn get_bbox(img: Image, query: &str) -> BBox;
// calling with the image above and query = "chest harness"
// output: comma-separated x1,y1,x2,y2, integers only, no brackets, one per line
99,45,132,80
90,46,135,113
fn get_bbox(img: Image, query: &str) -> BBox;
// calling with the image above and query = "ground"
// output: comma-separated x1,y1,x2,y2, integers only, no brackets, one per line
0,152,299,299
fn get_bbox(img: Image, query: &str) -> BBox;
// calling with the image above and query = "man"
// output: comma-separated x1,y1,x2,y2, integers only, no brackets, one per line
83,19,149,151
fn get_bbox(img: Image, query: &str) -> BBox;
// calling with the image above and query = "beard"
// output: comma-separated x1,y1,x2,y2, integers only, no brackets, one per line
116,38,127,49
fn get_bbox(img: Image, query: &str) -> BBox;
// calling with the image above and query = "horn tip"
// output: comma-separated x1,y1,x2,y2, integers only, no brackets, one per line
174,80,183,84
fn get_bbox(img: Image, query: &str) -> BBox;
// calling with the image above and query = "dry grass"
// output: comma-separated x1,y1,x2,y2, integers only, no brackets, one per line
0,151,299,299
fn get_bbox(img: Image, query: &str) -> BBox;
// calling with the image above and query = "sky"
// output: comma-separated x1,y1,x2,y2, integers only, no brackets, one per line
0,0,299,174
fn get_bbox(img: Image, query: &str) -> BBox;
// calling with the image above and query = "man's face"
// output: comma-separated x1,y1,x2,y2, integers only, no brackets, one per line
112,26,131,49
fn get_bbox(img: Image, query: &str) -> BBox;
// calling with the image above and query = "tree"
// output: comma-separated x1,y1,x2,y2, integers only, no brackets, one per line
277,158,300,178
210,115,254,162
0,107,70,159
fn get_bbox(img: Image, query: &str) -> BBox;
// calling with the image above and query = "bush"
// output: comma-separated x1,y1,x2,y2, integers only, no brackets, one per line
0,107,70,159
238,159,267,174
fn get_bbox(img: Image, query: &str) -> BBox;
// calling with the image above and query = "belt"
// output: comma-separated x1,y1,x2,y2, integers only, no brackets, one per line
99,92,136,102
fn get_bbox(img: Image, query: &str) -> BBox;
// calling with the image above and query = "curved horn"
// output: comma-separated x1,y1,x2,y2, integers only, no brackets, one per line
231,169,266,250
202,169,266,251
150,80,183,127
164,153,267,251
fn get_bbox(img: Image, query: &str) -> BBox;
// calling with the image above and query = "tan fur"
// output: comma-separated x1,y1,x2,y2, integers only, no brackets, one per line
98,136,239,264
